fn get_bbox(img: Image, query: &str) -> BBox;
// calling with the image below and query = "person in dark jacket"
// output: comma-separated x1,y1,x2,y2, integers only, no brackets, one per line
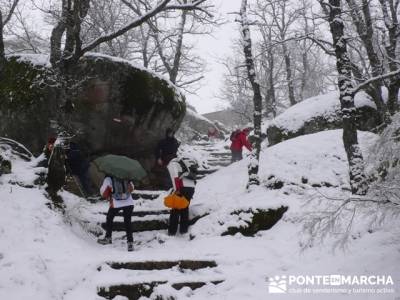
155,128,180,166
230,128,252,162
65,142,91,195
154,128,180,189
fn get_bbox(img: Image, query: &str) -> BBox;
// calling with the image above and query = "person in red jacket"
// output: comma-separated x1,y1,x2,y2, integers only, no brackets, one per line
230,128,252,162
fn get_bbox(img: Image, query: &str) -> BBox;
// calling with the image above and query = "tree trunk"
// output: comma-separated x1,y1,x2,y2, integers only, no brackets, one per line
379,0,400,114
240,0,262,188
170,10,187,83
282,42,296,106
345,0,388,123
327,0,368,195
0,12,4,60
267,45,276,117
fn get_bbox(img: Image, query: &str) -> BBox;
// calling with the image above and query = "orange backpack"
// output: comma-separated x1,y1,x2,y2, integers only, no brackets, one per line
164,193,190,209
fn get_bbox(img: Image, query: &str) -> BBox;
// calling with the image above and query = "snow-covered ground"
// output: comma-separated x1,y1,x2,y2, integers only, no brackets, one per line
0,130,399,300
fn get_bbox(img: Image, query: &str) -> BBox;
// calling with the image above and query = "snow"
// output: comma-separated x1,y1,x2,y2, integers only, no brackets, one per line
0,130,399,299
270,91,377,133
6,53,51,68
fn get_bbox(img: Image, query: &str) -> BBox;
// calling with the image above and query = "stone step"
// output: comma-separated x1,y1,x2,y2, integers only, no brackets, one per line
207,158,231,163
101,210,170,217
98,280,223,300
101,214,207,232
197,168,219,175
132,190,163,200
102,219,168,232
209,152,231,157
207,161,231,167
107,260,217,271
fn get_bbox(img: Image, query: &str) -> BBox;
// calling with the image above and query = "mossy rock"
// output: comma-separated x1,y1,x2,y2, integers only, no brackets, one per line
222,206,288,236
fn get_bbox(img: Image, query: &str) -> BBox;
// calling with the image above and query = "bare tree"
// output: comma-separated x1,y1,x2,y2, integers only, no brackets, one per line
218,50,254,124
240,0,262,188
321,0,368,195
0,0,20,59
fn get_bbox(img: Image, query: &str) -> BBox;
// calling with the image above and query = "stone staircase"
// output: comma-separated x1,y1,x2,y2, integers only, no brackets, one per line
188,140,231,179
98,190,207,234
91,141,233,299
96,259,224,300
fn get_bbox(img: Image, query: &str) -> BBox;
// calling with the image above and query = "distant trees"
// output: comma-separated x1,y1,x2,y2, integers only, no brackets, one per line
81,0,216,93
220,0,335,121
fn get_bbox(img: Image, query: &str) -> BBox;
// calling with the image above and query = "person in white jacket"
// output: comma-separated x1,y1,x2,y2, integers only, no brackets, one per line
97,176,135,251
166,157,197,235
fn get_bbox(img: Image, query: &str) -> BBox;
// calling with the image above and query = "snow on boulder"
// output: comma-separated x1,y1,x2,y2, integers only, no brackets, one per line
266,91,380,145
261,129,378,189
0,53,186,172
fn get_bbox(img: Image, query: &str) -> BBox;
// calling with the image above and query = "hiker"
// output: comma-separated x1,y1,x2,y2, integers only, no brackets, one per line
44,137,56,160
208,126,219,140
97,176,135,251
166,156,198,235
65,142,92,195
230,128,252,162
154,128,180,189
155,128,180,166
42,136,57,167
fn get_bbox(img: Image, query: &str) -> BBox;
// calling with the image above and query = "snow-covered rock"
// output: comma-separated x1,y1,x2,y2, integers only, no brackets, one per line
267,91,381,145
0,54,185,173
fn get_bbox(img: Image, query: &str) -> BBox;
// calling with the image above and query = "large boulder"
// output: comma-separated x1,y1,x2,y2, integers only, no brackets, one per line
266,91,381,146
0,53,186,170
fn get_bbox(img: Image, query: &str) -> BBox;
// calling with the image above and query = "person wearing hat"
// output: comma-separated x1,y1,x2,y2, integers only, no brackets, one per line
230,128,252,162
154,128,180,189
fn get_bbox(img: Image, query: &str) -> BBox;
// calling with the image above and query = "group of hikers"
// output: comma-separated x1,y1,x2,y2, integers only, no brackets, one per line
43,126,252,252
96,128,196,251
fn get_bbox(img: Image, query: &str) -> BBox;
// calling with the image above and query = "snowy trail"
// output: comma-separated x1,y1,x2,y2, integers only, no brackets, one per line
1,130,399,299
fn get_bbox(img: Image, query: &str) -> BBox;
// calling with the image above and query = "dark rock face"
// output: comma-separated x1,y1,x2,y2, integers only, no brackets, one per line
221,207,288,236
267,100,381,146
0,54,186,171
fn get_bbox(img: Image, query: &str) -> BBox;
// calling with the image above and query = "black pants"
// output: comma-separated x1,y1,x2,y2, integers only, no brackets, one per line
231,149,243,162
169,187,195,235
105,205,133,242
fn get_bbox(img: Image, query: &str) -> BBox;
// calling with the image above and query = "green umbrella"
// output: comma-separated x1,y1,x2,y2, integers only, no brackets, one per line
94,154,147,180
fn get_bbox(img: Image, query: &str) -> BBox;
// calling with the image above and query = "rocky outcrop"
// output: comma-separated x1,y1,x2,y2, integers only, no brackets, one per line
176,108,227,142
266,91,381,146
221,207,288,236
0,54,186,171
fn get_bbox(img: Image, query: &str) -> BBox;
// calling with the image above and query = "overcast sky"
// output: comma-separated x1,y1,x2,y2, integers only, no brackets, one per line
187,0,242,114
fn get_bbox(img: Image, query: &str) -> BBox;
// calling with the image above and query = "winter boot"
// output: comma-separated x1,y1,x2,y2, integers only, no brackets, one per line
97,236,112,245
127,242,134,252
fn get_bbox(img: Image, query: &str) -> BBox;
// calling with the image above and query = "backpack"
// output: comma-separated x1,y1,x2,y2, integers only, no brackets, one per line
230,130,239,141
178,159,198,181
110,177,130,201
